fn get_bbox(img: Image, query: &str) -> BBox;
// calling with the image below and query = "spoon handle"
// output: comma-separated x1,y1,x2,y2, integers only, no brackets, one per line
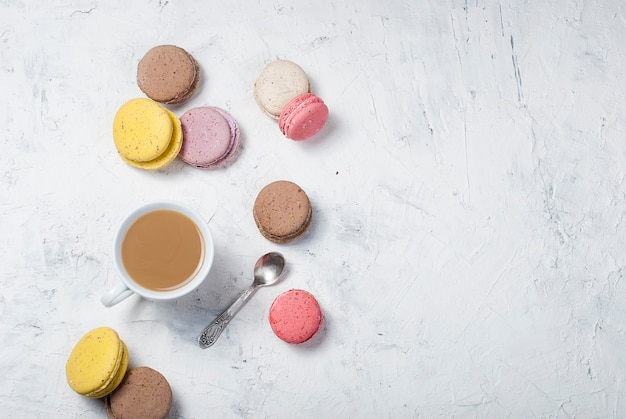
198,285,257,348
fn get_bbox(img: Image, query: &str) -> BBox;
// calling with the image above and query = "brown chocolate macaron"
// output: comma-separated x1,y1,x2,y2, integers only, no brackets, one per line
105,366,172,419
137,45,200,105
253,180,312,244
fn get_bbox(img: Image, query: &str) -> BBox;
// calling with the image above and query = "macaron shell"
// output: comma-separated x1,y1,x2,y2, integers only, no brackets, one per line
279,93,329,141
179,107,239,169
257,205,311,244
206,107,241,169
269,289,323,344
201,129,240,169
120,108,182,170
66,327,128,398
169,52,201,104
137,45,200,105
105,366,172,419
88,342,129,399
253,180,312,244
113,98,174,162
254,60,311,118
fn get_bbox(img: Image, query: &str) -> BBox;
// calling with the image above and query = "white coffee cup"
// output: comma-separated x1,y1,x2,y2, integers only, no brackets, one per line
101,201,214,307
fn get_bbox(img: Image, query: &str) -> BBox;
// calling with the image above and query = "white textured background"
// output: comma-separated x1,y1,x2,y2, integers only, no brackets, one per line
2,0,626,417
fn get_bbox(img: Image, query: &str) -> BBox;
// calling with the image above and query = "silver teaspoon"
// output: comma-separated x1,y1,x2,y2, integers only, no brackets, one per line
198,252,286,348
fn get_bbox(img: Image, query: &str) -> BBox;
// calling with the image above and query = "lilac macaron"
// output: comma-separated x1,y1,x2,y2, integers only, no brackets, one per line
179,107,241,169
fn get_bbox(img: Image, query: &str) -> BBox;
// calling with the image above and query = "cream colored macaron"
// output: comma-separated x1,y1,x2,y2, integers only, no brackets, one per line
253,60,311,119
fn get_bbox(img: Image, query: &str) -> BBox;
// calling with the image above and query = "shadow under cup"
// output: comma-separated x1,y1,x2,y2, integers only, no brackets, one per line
105,202,214,306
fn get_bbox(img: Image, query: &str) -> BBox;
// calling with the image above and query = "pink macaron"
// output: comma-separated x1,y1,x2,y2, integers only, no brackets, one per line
269,289,323,344
278,93,328,141
179,106,241,169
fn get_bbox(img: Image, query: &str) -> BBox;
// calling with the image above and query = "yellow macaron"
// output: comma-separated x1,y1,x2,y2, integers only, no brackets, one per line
113,98,182,170
118,107,182,170
66,327,129,398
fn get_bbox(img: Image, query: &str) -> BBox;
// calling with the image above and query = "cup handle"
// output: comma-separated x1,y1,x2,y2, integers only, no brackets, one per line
101,282,134,307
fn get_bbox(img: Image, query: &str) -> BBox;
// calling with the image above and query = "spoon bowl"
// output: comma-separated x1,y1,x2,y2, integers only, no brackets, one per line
253,252,286,286
198,252,286,348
